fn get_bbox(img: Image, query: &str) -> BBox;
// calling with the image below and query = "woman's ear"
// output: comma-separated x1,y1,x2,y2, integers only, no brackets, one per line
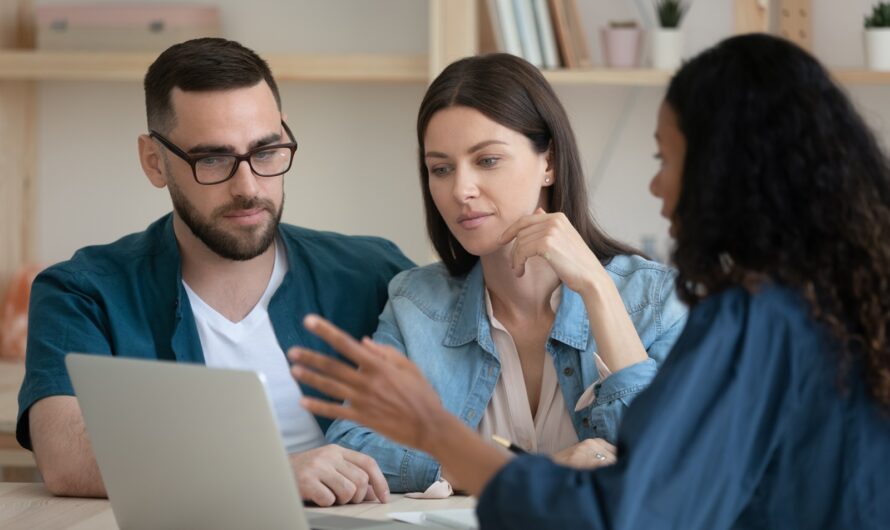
543,147,555,187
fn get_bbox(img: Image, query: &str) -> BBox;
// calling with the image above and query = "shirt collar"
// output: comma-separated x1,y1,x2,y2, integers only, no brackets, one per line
443,261,589,351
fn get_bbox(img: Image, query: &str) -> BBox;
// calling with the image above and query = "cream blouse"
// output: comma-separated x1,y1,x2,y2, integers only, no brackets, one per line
477,286,611,454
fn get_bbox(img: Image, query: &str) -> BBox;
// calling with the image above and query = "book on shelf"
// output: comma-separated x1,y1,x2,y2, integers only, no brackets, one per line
492,0,523,58
563,0,592,67
479,0,503,54
513,0,544,68
532,0,560,69
481,0,594,70
548,0,576,68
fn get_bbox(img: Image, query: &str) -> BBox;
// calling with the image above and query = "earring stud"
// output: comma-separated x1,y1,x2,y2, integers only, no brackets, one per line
544,177,551,184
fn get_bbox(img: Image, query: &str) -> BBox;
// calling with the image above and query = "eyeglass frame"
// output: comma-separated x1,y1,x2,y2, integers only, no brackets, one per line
148,121,298,185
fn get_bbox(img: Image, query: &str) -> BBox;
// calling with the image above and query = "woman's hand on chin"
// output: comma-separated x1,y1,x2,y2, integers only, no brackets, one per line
498,207,607,295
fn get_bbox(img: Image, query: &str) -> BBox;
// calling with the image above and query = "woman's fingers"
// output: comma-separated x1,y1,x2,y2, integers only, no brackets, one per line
290,362,356,402
361,338,408,365
288,347,366,389
511,230,559,276
303,315,378,367
498,210,550,245
298,396,362,423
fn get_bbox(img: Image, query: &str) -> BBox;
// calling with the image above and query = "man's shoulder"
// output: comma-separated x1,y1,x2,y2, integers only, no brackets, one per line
42,215,175,282
278,223,411,266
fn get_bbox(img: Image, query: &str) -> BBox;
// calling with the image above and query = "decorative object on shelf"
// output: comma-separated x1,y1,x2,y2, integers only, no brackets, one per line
601,20,643,68
0,265,44,361
652,0,689,70
864,2,890,71
35,3,220,52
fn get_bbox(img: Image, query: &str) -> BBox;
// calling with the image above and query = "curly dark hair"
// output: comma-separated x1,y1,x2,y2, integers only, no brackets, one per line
666,34,890,408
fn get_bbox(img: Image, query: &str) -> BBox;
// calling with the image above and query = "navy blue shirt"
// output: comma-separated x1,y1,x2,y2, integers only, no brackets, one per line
17,213,414,449
478,285,890,529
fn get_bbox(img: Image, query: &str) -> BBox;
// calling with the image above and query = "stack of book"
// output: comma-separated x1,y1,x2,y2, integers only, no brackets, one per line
479,0,592,69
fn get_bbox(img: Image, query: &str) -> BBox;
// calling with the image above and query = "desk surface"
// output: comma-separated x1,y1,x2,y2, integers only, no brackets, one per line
0,482,476,529
0,363,33,470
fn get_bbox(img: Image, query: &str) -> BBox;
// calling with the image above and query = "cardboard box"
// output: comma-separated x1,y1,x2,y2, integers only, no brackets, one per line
36,4,220,51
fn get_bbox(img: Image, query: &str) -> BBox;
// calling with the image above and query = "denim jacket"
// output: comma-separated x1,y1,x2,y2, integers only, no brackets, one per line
326,254,687,492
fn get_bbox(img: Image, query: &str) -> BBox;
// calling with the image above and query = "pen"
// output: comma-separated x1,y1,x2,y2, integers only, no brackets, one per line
491,434,528,454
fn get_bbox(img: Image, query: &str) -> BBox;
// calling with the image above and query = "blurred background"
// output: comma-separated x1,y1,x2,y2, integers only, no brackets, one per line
3,0,890,266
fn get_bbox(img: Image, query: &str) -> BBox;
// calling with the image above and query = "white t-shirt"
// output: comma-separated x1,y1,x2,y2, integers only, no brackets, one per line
183,239,325,454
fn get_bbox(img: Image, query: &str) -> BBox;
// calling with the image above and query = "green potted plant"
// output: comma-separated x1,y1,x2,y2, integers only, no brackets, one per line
865,2,890,70
652,0,689,70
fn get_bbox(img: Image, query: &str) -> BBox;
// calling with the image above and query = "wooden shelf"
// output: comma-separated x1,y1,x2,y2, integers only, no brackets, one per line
2,51,889,87
543,68,672,86
832,69,890,85
0,50,429,83
542,67,890,87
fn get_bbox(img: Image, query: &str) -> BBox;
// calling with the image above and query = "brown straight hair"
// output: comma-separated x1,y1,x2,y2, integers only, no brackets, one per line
417,53,639,276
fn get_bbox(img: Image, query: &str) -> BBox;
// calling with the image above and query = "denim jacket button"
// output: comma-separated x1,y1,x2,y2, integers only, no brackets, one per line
563,367,574,377
582,417,591,427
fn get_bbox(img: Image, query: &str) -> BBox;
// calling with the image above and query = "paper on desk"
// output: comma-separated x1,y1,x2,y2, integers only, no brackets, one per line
389,508,478,529
404,479,453,499
389,511,426,524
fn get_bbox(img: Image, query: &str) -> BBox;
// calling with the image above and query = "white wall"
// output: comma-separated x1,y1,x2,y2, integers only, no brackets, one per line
34,0,890,266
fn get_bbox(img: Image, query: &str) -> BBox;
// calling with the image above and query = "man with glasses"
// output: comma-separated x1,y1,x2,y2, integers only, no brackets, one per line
17,38,413,505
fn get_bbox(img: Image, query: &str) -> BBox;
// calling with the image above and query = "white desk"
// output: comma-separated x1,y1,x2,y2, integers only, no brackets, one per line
0,482,476,529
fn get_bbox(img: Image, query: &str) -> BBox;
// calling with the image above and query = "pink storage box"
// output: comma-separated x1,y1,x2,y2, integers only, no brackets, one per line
36,4,220,51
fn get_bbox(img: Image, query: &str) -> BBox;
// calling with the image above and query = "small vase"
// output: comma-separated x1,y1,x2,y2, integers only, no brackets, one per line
865,28,890,71
652,28,683,70
600,27,643,68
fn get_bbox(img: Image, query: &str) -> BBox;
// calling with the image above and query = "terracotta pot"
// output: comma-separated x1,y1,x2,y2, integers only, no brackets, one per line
1,265,44,360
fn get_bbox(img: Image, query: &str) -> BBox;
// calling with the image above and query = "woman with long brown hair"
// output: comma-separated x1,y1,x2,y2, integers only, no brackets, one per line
323,52,686,493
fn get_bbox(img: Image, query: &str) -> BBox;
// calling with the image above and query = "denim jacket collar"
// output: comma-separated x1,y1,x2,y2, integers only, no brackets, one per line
443,262,590,352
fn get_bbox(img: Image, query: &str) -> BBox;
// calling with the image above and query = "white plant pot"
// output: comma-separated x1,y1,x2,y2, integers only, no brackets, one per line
865,28,890,71
652,28,683,70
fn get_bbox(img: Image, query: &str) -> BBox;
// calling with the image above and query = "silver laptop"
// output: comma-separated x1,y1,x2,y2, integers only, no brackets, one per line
66,353,418,530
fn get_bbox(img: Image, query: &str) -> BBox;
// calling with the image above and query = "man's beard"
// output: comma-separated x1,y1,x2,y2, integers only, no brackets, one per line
167,175,283,261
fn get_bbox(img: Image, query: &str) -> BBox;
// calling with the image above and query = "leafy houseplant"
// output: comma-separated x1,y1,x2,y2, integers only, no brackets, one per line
865,2,890,28
865,2,890,71
655,0,689,29
652,0,689,69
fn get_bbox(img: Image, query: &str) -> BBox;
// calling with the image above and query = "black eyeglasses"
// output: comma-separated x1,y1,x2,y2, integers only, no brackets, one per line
149,121,298,185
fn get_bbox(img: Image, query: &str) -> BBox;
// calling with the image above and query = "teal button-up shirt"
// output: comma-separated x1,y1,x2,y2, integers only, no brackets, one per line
17,213,414,449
